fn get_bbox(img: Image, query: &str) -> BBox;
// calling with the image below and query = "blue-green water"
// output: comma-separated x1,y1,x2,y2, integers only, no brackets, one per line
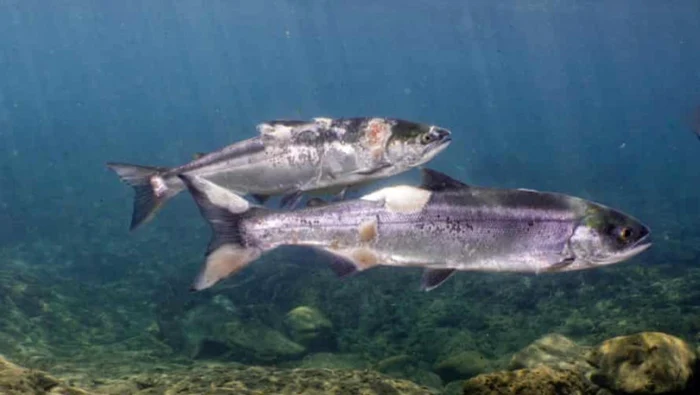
1,1,700,393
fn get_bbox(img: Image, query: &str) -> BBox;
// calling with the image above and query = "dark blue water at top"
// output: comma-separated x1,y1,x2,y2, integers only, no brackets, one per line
1,1,699,246
0,0,700,387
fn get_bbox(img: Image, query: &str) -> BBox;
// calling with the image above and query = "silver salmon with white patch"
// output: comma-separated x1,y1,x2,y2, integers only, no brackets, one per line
106,117,452,230
179,169,651,292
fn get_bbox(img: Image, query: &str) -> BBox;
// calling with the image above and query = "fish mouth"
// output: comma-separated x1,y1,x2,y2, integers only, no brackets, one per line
629,233,652,255
597,232,652,266
415,138,451,167
423,134,452,155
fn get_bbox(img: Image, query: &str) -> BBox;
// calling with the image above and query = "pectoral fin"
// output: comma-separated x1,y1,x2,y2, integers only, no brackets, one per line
539,256,576,273
352,161,392,176
420,268,456,291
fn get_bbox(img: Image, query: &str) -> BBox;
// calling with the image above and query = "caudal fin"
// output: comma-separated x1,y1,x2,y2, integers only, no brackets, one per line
106,162,176,230
179,174,262,291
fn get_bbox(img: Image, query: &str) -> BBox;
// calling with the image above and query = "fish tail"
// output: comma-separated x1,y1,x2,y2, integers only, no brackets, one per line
106,162,175,230
179,174,262,291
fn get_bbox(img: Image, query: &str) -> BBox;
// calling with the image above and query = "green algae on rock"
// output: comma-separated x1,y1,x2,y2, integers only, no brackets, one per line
181,299,307,364
222,320,306,363
461,366,598,395
94,364,437,395
433,350,493,383
586,331,699,394
284,306,336,352
1,354,438,395
374,354,444,390
508,333,593,373
0,355,87,395
295,352,370,370
376,354,414,374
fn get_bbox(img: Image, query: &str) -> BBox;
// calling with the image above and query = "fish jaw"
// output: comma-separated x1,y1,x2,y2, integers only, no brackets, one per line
416,135,452,166
566,233,652,270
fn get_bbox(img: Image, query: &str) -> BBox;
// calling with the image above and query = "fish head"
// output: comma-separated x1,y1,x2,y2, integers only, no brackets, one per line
384,121,452,168
566,205,651,269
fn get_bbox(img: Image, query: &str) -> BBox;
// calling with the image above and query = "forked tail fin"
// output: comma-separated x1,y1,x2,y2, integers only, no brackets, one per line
179,174,262,291
106,162,175,230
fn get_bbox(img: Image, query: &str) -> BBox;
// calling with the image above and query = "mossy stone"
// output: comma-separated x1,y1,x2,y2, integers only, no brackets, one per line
462,366,597,395
433,350,491,383
586,331,698,394
284,306,336,352
223,321,306,364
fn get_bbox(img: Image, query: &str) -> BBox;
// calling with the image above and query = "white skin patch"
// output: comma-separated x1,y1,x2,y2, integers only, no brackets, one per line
150,176,168,198
312,117,333,128
188,176,250,213
360,185,432,214
256,123,295,141
358,219,378,242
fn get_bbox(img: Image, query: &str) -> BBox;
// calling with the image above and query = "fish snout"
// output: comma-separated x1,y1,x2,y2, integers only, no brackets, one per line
633,225,652,249
433,127,452,142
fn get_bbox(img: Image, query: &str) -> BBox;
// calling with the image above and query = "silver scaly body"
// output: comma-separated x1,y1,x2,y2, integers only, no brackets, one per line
182,169,651,291
107,117,451,230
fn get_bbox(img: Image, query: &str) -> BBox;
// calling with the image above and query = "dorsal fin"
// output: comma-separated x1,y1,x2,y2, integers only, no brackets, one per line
193,152,206,160
420,168,470,191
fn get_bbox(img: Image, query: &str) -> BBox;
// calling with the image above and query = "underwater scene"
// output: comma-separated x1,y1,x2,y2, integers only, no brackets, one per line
1,1,700,394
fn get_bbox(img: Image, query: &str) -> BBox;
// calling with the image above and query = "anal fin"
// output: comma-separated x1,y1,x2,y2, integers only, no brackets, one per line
314,247,381,278
191,244,261,291
421,268,456,291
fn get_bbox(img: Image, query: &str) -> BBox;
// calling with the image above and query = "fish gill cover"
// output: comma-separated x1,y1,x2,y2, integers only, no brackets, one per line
0,1,699,394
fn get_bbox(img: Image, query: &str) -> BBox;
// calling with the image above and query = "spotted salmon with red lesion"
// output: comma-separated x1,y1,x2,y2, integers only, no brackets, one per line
107,117,452,231
363,118,393,160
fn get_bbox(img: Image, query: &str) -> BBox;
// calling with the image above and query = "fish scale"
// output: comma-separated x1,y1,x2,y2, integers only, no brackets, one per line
107,117,451,230
179,168,651,292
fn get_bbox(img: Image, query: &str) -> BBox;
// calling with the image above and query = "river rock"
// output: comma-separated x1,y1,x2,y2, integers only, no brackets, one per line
587,331,698,394
284,306,336,352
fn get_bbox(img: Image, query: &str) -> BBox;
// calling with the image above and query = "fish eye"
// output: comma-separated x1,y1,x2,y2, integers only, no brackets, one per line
618,227,633,241
420,132,436,145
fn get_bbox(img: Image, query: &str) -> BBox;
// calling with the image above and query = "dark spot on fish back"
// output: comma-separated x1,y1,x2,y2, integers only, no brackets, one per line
429,188,572,212
266,120,310,127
